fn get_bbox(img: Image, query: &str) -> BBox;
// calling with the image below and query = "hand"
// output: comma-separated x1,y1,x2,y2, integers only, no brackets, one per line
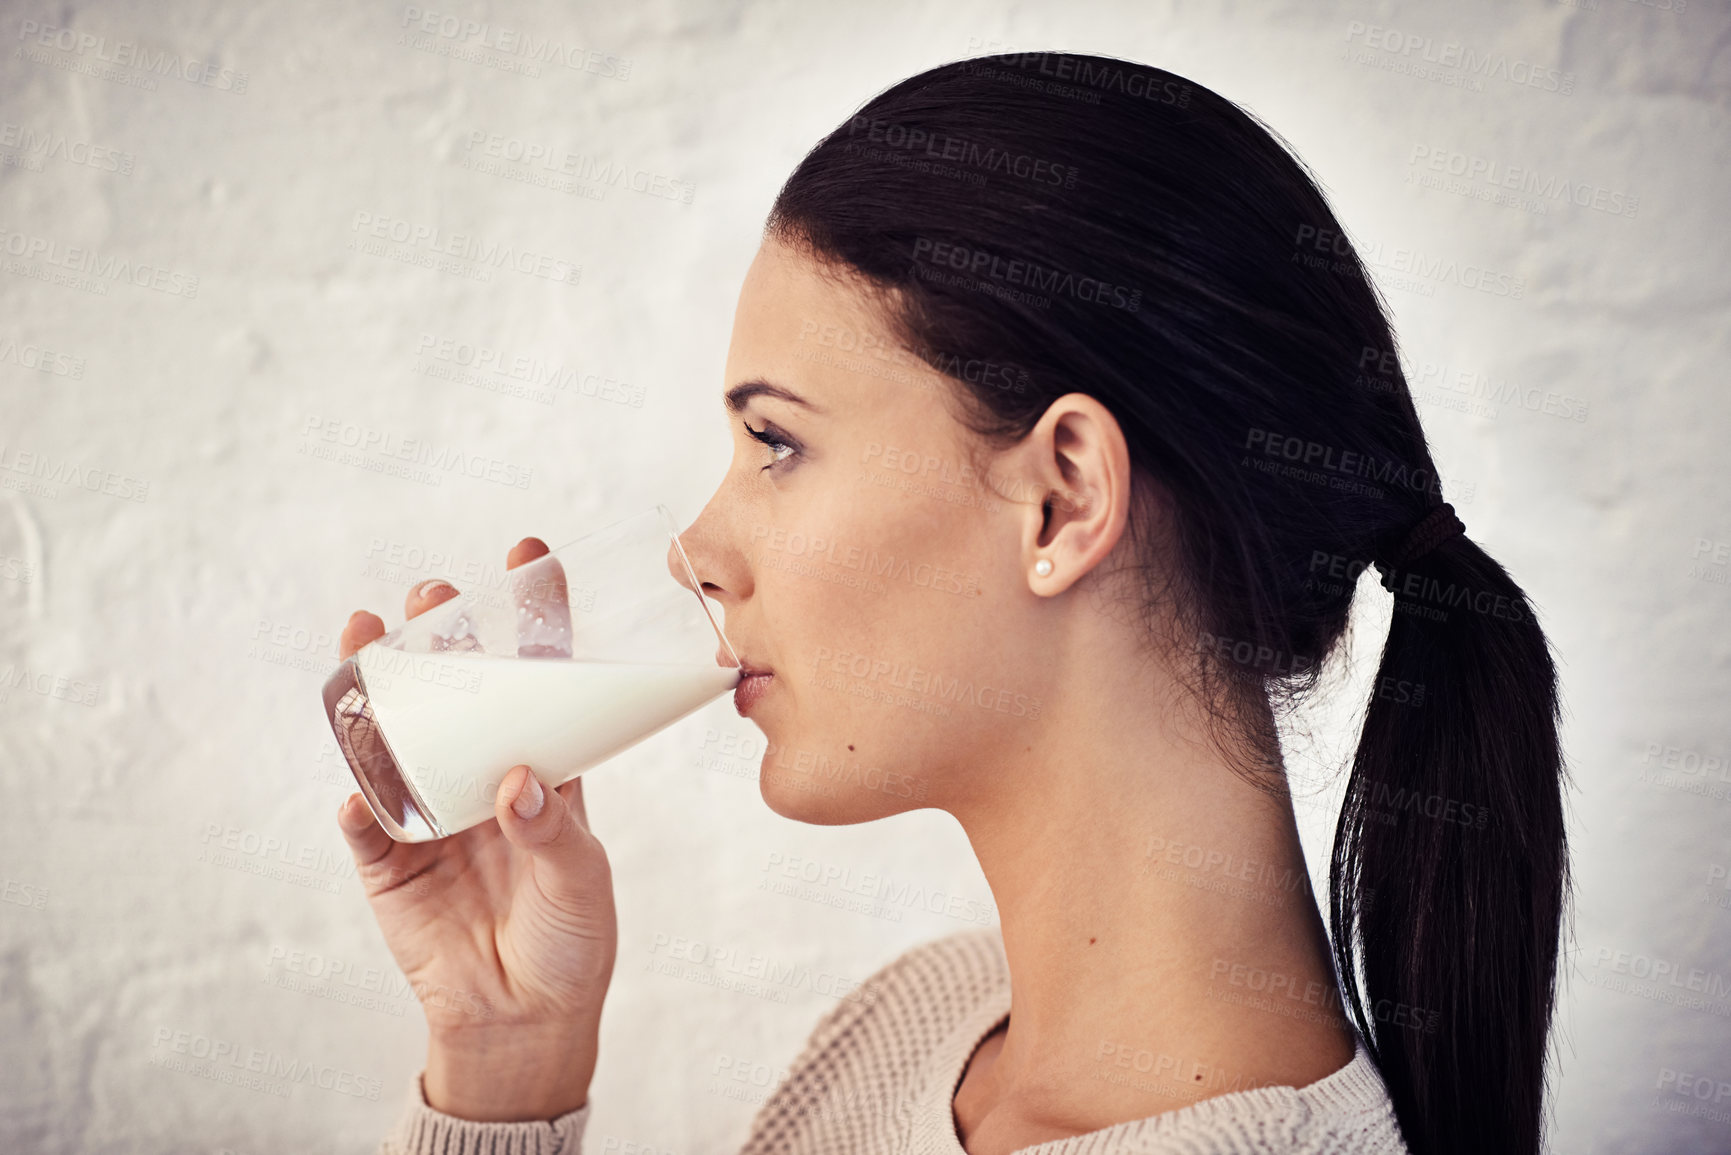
334,537,617,1121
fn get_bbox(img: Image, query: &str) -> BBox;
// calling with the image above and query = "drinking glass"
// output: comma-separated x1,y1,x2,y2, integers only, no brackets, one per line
321,506,739,841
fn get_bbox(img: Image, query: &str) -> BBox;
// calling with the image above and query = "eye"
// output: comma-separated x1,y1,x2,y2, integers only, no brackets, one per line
742,420,798,471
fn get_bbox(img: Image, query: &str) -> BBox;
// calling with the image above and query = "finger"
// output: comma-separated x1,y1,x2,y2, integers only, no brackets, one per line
339,794,442,898
336,791,395,867
508,538,573,659
416,576,482,654
340,610,385,659
555,775,591,833
507,537,550,569
496,766,608,909
405,578,460,620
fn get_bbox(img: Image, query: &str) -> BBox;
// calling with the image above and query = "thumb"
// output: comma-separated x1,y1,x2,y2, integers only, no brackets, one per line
495,765,611,910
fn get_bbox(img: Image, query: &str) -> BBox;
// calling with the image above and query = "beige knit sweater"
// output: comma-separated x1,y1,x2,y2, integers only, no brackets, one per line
378,927,1411,1154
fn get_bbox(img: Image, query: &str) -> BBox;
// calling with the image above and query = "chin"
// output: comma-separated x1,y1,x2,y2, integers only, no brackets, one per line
754,733,920,826
759,767,856,824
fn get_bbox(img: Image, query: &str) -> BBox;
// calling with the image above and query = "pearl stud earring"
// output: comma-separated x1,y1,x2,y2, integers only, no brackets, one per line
1034,558,1053,577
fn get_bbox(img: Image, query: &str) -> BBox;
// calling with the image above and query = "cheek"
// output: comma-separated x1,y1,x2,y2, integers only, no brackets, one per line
749,474,1039,791
767,560,1029,771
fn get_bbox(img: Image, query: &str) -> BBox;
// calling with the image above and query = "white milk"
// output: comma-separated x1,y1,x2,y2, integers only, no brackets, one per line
352,647,740,835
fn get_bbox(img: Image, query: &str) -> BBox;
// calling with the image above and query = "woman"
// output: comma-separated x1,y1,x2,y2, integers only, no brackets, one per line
340,52,1567,1155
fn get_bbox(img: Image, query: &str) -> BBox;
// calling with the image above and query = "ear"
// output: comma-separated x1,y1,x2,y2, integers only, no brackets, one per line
1011,393,1132,596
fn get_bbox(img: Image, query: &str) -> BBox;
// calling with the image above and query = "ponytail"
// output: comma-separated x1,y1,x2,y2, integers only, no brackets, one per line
1330,528,1569,1155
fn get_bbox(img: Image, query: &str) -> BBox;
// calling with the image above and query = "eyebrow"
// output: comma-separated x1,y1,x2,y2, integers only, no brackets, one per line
724,378,822,415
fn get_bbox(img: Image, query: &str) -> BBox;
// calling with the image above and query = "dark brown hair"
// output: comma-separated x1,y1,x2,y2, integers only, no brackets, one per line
765,52,1568,1155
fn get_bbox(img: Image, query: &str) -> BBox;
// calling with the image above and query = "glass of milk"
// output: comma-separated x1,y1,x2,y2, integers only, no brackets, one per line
321,506,741,842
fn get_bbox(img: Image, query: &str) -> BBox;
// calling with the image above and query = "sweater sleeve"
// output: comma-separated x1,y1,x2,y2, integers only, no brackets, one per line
376,1071,592,1155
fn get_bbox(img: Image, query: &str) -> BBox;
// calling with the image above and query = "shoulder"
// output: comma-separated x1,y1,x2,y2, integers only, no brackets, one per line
866,923,1009,1004
737,927,1007,1153
790,925,1006,1068
1117,1041,1410,1155
1285,1043,1411,1153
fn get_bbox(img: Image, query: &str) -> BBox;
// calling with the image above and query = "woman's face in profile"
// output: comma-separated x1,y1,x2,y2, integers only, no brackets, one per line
679,238,1059,824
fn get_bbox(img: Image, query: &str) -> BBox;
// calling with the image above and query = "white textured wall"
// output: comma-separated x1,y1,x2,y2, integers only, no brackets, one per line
1,1,1726,1152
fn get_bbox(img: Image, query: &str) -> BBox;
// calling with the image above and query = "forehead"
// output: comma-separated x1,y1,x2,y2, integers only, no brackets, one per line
726,238,941,423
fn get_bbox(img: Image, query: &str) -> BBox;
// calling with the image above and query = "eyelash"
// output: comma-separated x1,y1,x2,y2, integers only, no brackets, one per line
742,421,798,471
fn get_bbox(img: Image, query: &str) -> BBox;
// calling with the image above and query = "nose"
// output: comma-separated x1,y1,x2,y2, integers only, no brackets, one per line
672,492,750,606
667,536,696,594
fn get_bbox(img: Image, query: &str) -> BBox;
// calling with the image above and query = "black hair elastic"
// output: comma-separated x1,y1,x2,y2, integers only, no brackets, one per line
1373,502,1465,593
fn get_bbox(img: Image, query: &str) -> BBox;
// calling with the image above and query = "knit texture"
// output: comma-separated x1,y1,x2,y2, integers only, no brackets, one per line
378,1073,591,1155
379,927,1411,1155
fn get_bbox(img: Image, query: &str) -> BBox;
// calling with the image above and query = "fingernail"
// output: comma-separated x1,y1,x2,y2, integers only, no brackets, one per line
339,794,370,831
511,768,544,820
414,579,456,600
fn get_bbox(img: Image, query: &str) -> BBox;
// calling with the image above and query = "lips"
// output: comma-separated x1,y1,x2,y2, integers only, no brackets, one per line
733,661,774,717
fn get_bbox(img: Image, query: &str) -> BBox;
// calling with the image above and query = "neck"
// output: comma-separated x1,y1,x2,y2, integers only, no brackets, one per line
946,626,1355,1135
